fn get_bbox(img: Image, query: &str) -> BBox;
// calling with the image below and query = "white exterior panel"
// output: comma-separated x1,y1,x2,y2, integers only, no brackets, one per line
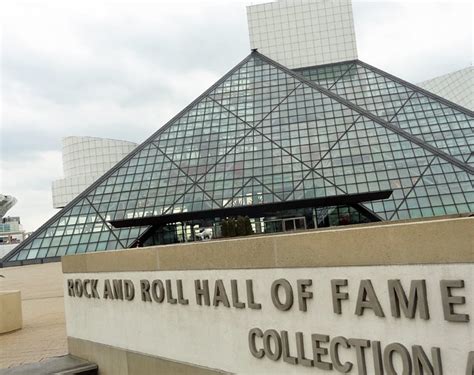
247,0,358,69
418,66,473,111
52,136,137,208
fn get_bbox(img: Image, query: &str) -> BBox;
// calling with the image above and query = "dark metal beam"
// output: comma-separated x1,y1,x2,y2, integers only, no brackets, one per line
110,190,393,229
293,59,358,71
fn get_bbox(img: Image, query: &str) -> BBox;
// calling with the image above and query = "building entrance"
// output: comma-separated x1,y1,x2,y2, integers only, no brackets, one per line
283,217,306,232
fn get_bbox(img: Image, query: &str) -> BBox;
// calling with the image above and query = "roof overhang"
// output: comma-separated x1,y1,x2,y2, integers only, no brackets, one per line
109,190,392,228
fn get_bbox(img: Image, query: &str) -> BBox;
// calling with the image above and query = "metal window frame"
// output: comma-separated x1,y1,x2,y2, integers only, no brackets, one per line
5,50,471,266
109,190,392,229
295,59,473,168
255,51,473,175
355,59,474,117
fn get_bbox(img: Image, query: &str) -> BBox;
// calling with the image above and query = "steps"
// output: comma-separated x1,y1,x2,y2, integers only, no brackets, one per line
0,355,98,375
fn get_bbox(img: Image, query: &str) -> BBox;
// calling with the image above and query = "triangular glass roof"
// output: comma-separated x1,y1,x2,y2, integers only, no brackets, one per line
295,60,474,166
3,51,473,265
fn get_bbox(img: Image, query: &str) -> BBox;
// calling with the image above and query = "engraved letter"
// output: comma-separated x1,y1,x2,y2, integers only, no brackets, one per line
177,280,188,305
83,279,91,298
124,279,135,301
384,343,412,375
312,334,332,370
67,279,75,297
330,336,352,373
281,330,297,365
91,279,100,298
247,280,261,309
103,279,114,300
112,279,123,300
466,351,474,375
165,280,177,304
296,332,313,367
140,280,151,302
151,280,164,303
412,345,442,375
263,330,282,361
195,280,210,306
74,279,83,298
348,338,370,375
231,280,245,308
297,279,313,312
271,279,293,311
355,280,385,317
388,279,430,319
372,341,384,375
440,280,469,322
331,279,348,314
248,328,264,359
213,279,230,308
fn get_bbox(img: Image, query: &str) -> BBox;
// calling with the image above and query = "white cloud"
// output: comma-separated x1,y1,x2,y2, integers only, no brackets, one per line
353,1,473,82
1,150,63,231
0,0,250,231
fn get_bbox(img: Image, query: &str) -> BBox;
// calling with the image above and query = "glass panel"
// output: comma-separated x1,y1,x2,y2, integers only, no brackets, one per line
298,62,473,165
5,54,472,264
284,219,295,231
295,62,354,88
210,57,301,125
295,218,306,230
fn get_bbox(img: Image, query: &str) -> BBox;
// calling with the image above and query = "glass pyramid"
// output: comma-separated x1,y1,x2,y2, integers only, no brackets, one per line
296,60,474,166
3,51,473,265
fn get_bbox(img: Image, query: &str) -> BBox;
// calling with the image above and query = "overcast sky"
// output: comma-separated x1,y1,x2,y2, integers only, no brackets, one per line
1,0,472,232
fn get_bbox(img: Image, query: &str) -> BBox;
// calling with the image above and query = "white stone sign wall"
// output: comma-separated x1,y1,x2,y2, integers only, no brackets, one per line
64,263,473,374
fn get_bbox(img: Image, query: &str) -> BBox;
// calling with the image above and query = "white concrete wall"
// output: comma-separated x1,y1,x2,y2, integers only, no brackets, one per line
64,264,472,374
418,66,473,112
247,0,358,69
0,195,17,218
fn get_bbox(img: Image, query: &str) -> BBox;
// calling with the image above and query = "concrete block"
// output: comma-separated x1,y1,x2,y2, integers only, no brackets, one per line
0,290,23,333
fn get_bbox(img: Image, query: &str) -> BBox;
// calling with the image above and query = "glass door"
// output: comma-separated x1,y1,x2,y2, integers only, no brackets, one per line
283,217,306,232
283,219,295,231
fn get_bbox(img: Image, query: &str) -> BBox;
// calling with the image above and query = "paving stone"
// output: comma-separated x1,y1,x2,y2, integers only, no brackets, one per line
0,263,67,369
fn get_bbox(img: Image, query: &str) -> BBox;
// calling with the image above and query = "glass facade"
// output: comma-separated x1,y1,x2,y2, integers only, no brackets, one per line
3,52,473,265
296,61,473,166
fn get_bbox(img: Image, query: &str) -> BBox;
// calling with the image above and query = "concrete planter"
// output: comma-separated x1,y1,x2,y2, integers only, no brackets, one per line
0,290,23,333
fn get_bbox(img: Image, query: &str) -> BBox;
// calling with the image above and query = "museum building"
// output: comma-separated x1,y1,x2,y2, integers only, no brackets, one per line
2,51,473,267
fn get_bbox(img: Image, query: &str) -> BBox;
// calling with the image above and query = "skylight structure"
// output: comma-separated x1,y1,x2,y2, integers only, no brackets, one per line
2,51,473,266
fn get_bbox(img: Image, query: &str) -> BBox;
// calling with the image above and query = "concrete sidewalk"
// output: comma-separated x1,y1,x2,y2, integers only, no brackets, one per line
0,262,67,369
